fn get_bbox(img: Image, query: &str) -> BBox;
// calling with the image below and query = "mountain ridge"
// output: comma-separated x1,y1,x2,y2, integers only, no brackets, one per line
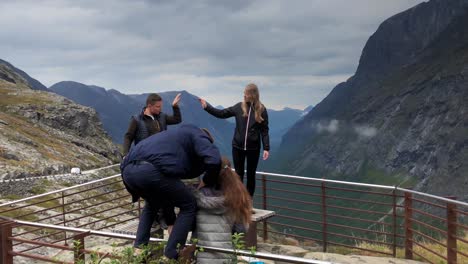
0,61,120,179
276,0,468,201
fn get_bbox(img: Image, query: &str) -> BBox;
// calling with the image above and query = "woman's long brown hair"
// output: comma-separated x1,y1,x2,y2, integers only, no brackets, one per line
241,83,265,123
219,157,252,227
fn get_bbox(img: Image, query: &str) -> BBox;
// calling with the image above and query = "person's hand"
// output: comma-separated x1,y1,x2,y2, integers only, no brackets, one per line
172,93,181,107
263,150,269,160
167,225,173,235
197,180,206,190
198,98,207,109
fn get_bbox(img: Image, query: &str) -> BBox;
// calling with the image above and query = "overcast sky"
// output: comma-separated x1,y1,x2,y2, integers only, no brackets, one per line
0,0,425,110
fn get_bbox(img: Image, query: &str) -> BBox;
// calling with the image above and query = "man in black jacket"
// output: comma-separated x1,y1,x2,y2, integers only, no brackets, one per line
120,124,221,260
122,93,182,156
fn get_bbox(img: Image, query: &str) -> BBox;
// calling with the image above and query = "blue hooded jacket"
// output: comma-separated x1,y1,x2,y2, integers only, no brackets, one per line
122,124,221,186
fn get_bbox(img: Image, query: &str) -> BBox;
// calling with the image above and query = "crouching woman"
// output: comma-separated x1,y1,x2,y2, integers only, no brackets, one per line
193,157,252,264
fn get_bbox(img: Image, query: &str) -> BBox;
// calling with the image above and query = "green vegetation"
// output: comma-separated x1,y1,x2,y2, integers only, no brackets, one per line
3,194,22,200
1,207,39,222
350,233,468,264
72,233,254,264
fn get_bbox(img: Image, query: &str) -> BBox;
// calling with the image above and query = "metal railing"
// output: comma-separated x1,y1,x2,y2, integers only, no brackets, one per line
0,220,331,264
1,170,467,263
253,171,468,264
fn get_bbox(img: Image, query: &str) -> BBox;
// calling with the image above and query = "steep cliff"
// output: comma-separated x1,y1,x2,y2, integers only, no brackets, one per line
0,60,121,179
277,0,468,201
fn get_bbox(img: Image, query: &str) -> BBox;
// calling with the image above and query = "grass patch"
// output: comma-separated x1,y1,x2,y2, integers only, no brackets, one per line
27,195,62,209
3,194,22,200
30,185,47,195
347,233,468,263
0,207,39,222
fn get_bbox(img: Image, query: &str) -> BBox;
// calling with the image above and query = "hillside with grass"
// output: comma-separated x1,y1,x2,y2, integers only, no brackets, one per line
0,60,121,179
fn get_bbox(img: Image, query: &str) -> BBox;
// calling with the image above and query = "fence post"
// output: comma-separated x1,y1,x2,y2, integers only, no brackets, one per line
73,232,89,263
392,188,397,257
446,197,457,264
262,173,268,241
61,191,67,246
321,182,327,252
404,192,413,259
0,220,14,264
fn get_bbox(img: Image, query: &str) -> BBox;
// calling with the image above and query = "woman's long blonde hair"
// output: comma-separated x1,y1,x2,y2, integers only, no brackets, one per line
241,83,265,123
219,157,252,227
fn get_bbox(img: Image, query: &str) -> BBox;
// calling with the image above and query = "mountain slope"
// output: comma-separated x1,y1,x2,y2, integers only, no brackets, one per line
50,84,235,155
268,107,307,151
128,91,236,155
277,0,468,201
50,81,141,144
0,59,48,91
0,61,120,179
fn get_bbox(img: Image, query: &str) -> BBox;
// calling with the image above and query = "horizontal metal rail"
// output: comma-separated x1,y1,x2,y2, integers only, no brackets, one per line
0,174,121,207
10,220,332,264
411,208,447,222
257,171,468,207
408,248,434,264
263,228,325,244
267,195,322,207
268,221,324,235
326,230,396,247
263,187,322,198
412,239,446,260
410,218,448,236
325,194,395,207
409,228,446,247
326,240,393,256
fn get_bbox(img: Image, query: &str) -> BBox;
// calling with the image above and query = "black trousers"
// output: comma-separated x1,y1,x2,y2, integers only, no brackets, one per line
232,147,261,196
122,162,196,259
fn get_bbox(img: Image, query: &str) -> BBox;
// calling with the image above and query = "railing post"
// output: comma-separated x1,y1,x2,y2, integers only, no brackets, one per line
446,197,457,264
321,182,327,252
61,191,67,246
404,192,413,259
73,232,89,263
262,173,268,241
392,188,397,257
0,220,14,264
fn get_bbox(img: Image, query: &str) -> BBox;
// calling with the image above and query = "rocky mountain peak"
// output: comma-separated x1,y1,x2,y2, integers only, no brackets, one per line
0,59,48,91
356,0,468,81
277,0,468,201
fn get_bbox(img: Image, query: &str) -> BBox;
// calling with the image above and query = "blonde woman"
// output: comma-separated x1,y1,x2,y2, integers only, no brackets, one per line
199,83,270,196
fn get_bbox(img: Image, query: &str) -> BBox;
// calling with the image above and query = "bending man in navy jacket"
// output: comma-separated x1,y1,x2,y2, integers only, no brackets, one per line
121,124,221,260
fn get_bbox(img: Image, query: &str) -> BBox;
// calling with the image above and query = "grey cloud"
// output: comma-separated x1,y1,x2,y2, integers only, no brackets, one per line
0,0,425,109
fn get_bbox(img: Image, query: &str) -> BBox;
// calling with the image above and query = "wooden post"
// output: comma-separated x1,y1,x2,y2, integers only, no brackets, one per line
392,188,397,257
321,182,327,252
73,232,88,263
446,198,457,264
262,174,268,241
0,220,14,264
61,191,67,246
404,192,413,259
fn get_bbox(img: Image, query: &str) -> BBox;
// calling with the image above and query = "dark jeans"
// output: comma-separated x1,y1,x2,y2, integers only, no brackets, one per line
122,162,197,259
232,148,261,196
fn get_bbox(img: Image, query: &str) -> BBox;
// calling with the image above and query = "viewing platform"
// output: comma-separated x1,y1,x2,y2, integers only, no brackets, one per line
0,167,466,263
